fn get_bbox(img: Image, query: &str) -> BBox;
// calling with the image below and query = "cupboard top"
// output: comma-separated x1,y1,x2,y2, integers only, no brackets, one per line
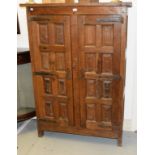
20,2,132,8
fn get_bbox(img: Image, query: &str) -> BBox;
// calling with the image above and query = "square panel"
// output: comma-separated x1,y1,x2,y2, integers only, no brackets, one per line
87,104,96,121
45,100,54,117
55,52,66,71
101,54,113,73
59,103,67,119
85,53,97,72
102,25,114,46
41,52,50,70
54,24,64,45
101,104,112,122
39,24,49,44
84,25,96,46
86,79,97,97
102,80,112,98
58,79,66,96
43,77,52,94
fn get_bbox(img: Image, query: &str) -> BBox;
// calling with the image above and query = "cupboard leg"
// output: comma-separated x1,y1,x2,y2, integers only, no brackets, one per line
117,130,123,146
38,130,44,137
117,137,122,146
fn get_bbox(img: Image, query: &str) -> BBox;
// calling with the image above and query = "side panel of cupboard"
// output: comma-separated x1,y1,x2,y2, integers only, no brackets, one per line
29,15,74,127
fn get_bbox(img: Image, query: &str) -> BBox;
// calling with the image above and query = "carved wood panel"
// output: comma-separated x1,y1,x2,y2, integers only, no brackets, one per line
78,15,121,130
31,15,74,127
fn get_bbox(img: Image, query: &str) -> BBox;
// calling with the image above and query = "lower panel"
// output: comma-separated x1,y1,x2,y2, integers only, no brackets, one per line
38,119,119,139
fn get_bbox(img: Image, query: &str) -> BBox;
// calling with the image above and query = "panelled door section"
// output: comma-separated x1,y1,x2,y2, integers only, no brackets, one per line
29,15,74,127
78,15,122,131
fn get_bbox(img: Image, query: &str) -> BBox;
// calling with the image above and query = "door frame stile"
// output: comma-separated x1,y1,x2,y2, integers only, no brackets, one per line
70,14,81,128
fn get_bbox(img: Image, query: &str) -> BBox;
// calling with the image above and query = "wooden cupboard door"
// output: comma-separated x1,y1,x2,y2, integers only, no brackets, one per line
78,15,122,130
29,15,74,127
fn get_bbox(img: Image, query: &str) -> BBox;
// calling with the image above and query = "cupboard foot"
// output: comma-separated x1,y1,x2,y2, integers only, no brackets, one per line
117,137,122,146
38,130,44,137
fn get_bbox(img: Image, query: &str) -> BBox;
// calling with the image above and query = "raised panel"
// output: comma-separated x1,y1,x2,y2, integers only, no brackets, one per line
85,53,97,72
39,24,49,44
86,79,96,97
58,79,66,96
101,54,112,73
43,77,52,94
102,80,112,98
87,104,96,121
102,25,113,46
45,100,54,117
41,52,50,70
54,24,64,45
55,53,66,71
101,104,112,125
59,103,67,119
84,25,96,46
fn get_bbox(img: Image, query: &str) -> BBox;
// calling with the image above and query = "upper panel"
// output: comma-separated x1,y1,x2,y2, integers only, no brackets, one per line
29,15,71,73
20,2,131,16
20,2,132,7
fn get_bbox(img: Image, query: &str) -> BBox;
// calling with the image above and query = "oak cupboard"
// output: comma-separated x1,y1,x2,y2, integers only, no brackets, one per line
20,1,132,146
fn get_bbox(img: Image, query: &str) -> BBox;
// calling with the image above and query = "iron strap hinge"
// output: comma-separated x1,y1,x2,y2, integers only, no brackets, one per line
33,71,55,76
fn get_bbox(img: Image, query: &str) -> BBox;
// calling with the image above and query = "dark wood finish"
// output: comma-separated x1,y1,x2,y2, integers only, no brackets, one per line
21,2,131,146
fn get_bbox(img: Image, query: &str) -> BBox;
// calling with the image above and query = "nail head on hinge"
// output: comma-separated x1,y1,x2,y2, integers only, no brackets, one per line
72,8,77,12
30,8,34,11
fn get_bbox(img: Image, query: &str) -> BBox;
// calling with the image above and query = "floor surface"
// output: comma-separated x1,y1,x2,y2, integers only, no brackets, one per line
17,119,137,155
